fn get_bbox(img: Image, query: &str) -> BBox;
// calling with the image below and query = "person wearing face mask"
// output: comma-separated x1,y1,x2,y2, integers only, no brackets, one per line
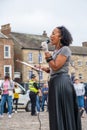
39,26,82,130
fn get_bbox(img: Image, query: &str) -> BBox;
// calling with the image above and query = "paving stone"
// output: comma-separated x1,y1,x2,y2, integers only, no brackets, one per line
0,111,87,130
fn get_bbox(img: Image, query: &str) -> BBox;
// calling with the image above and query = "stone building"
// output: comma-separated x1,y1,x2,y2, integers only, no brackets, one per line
11,32,87,83
0,23,87,83
10,31,50,83
69,45,87,82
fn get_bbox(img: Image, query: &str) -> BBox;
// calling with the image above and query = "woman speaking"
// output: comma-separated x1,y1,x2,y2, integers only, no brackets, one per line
41,26,82,130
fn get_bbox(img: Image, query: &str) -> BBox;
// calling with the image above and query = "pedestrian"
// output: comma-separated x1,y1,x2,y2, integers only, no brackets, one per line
40,26,82,130
13,83,20,113
0,75,14,118
74,77,85,118
36,88,42,113
29,74,39,116
41,83,48,112
84,83,87,113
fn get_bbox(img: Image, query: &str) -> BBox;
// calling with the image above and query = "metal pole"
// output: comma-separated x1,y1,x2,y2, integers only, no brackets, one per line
38,48,41,88
37,48,42,130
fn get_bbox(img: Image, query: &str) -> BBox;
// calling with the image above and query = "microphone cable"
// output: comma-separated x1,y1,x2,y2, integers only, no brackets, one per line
37,112,41,130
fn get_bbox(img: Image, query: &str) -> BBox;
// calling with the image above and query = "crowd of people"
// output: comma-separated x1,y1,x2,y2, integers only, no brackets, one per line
0,74,49,118
0,73,87,120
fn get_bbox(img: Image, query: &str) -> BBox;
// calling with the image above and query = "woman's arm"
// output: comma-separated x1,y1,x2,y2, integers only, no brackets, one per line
45,52,67,71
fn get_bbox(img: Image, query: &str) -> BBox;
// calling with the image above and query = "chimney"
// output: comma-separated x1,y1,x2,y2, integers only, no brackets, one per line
1,23,11,35
82,42,87,47
42,30,47,37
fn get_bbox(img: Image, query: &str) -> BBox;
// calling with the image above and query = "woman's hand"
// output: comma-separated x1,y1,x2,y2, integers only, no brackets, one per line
41,66,50,73
34,65,50,73
45,52,52,60
34,65,46,71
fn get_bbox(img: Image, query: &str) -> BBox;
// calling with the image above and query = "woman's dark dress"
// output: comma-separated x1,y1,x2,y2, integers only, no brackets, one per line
48,46,82,130
48,74,81,130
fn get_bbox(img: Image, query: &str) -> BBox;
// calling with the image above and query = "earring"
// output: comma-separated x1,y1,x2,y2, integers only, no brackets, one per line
59,42,62,47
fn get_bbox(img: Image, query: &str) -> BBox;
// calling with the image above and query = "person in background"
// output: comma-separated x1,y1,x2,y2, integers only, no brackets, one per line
13,83,20,113
74,77,85,118
0,89,1,114
36,88,42,113
39,26,82,130
0,75,14,118
84,83,87,113
29,74,39,116
71,72,75,83
41,83,48,112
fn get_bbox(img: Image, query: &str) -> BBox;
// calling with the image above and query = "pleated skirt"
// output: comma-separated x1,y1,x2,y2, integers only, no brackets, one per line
48,73,82,130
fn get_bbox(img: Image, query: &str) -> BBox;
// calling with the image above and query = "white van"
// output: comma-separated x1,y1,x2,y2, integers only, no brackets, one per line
0,80,31,112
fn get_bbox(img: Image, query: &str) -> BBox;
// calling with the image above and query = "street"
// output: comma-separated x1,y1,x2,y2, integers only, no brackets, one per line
0,111,87,130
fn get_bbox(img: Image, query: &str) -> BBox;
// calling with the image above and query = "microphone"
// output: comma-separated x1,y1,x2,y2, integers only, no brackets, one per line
40,39,50,52
46,39,50,44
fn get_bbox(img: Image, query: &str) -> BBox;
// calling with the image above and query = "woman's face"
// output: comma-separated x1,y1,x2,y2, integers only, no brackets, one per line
50,27,61,46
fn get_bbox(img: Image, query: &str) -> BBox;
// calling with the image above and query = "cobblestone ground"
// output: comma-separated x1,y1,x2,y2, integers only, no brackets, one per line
0,111,87,130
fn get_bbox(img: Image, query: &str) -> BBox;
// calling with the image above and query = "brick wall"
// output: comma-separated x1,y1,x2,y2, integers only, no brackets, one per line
0,38,14,79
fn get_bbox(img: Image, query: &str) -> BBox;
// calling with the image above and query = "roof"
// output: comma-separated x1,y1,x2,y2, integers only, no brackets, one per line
10,32,49,49
0,32,8,39
69,46,87,55
9,32,87,55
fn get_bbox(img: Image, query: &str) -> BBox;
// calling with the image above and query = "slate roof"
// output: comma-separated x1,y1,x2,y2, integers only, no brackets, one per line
9,32,87,55
69,46,87,55
10,32,49,49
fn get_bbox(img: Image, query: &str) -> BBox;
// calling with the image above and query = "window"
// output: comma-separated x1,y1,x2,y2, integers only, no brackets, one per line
79,73,83,79
38,53,42,63
39,71,43,80
29,70,33,79
86,61,87,66
14,72,21,78
78,61,82,66
28,53,33,62
4,45,10,58
70,60,74,67
4,65,12,78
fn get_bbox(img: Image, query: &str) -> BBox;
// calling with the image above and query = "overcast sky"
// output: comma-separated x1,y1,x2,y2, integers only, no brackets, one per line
0,0,87,46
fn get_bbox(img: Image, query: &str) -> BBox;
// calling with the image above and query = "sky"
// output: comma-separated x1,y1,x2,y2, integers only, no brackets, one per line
0,0,87,46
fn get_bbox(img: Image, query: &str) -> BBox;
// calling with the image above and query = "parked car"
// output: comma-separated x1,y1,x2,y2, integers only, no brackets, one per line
20,82,29,91
0,80,31,112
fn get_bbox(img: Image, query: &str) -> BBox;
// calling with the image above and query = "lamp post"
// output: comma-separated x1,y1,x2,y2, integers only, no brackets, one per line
38,48,41,88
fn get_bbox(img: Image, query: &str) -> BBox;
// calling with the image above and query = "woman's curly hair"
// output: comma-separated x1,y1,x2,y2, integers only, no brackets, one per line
57,26,73,46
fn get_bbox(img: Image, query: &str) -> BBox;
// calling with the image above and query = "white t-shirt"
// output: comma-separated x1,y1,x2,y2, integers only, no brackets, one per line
74,83,85,96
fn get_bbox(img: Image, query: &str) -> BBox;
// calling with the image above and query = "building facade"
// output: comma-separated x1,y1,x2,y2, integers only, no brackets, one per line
69,45,87,82
0,24,87,83
0,31,14,79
